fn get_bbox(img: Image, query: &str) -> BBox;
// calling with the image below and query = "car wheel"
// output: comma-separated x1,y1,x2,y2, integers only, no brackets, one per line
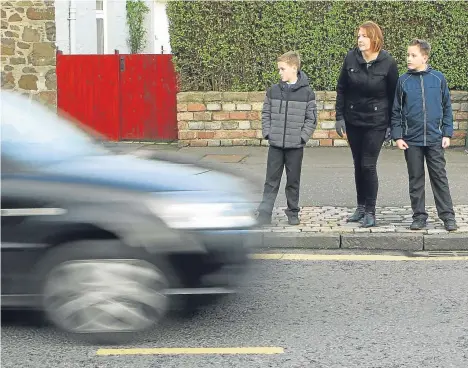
36,240,173,344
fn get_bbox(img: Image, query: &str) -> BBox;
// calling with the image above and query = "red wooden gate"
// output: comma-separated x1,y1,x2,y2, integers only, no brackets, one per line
56,51,178,141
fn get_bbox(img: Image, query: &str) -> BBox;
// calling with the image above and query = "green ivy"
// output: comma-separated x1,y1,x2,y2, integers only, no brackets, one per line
126,0,150,54
167,1,468,91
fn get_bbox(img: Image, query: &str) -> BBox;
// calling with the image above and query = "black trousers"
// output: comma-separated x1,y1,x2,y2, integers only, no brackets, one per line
258,146,304,216
346,124,386,213
404,145,455,221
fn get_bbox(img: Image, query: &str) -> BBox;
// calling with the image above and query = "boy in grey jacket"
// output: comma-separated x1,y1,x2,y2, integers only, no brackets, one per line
257,51,317,225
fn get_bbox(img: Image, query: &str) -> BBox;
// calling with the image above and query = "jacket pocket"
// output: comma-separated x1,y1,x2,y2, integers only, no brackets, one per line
405,122,419,140
347,101,361,111
348,100,386,114
372,71,387,82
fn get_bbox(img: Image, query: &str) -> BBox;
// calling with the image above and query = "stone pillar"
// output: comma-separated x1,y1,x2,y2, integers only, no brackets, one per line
1,0,56,107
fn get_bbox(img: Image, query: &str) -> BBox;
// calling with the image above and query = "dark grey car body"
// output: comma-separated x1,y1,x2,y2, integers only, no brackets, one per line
1,92,260,312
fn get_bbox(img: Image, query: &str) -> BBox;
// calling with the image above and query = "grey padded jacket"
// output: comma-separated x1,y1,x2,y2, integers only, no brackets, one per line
262,71,317,149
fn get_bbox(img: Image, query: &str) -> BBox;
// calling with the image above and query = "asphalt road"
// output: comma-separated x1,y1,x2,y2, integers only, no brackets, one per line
2,250,468,368
106,144,468,208
188,146,468,208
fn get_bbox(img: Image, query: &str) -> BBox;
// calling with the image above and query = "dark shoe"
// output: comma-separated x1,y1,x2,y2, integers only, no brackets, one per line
347,205,365,222
256,212,272,226
410,218,427,230
361,212,376,228
443,218,458,232
287,214,300,226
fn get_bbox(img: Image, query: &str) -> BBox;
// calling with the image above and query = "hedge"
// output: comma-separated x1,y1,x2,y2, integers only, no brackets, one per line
166,1,468,92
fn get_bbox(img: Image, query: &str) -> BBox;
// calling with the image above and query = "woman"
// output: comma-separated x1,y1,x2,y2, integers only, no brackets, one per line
335,21,399,227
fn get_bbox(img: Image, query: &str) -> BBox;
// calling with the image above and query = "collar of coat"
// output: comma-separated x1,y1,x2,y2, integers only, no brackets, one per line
353,48,391,65
279,70,311,91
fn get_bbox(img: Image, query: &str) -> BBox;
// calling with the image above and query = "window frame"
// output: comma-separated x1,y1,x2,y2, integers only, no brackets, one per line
96,0,107,54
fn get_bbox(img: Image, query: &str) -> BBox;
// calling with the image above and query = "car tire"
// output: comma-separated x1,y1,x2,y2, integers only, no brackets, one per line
34,240,176,345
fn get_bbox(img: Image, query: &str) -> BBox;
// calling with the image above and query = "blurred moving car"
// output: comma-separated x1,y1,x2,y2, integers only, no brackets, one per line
1,91,260,344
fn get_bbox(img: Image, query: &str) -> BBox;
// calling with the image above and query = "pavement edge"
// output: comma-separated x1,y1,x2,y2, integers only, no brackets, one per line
257,232,468,251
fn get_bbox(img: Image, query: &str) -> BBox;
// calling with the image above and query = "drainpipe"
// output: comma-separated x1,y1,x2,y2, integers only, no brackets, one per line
68,0,76,54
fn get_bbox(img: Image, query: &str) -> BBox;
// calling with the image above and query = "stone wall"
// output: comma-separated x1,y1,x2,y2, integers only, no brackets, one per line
177,91,468,147
1,0,56,106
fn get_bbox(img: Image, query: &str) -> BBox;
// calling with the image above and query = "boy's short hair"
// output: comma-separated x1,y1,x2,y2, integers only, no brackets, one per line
277,51,301,70
409,38,431,56
358,21,384,53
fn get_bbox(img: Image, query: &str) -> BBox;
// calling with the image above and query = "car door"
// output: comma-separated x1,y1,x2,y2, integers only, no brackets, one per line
1,157,56,296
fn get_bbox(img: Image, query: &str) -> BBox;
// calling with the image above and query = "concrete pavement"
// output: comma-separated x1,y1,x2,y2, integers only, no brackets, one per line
2,251,468,368
260,205,468,251
106,143,468,250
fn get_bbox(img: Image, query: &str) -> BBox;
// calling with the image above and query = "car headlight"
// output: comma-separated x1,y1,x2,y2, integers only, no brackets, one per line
146,194,257,230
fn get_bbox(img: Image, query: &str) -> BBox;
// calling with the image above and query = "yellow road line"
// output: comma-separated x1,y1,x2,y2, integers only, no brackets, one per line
96,347,284,356
250,254,468,261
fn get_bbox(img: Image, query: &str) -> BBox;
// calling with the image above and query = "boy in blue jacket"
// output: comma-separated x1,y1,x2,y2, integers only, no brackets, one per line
391,39,457,231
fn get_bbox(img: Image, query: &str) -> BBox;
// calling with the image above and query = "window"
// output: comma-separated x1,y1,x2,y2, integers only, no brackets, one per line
1,93,108,167
96,0,105,54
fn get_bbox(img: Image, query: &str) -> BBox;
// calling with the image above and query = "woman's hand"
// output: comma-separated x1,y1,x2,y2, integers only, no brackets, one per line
335,119,346,138
384,127,391,142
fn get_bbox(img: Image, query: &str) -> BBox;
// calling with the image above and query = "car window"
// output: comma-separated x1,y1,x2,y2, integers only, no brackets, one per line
1,92,109,166
1,154,21,173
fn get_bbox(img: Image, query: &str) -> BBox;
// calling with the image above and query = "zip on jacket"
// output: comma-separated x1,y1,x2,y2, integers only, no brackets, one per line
282,87,290,148
420,75,427,146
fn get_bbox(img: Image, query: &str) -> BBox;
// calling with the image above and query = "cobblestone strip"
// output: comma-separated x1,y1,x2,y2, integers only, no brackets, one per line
262,205,468,235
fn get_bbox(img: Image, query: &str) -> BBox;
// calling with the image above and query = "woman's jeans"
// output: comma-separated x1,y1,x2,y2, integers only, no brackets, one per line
346,124,387,213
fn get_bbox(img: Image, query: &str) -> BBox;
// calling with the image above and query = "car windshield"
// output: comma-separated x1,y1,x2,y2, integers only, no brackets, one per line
1,92,109,166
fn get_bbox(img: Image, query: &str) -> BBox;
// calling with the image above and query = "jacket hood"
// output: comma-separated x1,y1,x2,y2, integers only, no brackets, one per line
406,65,433,75
279,70,310,91
354,48,391,64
